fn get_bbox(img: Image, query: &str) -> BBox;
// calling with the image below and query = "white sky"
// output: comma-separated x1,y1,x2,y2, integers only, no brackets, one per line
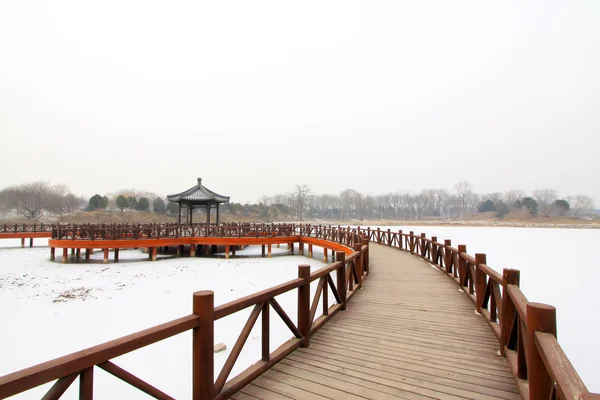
1,1,598,204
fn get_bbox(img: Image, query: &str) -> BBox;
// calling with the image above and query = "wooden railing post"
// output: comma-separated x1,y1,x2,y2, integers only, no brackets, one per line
500,269,520,356
353,244,363,286
527,303,557,400
444,240,452,274
193,291,214,400
458,245,467,287
475,253,487,313
361,237,369,274
298,264,311,347
262,302,270,362
420,233,426,257
431,236,438,265
398,230,403,250
336,252,347,310
409,231,414,253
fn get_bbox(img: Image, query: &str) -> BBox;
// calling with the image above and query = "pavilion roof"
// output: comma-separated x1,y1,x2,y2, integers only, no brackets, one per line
167,178,230,204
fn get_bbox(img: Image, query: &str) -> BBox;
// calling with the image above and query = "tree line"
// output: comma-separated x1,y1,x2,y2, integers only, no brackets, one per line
0,180,596,221
254,182,596,221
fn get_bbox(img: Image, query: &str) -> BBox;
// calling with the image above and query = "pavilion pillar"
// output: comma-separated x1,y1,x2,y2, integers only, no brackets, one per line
85,249,91,262
261,244,265,257
178,204,182,224
225,245,230,259
216,204,220,225
324,248,328,263
232,246,236,258
114,248,119,262
190,244,196,257
268,244,272,258
308,244,313,258
206,205,210,225
29,238,33,247
103,248,109,264
50,247,55,261
76,248,81,261
62,248,68,264
21,238,25,248
189,206,193,225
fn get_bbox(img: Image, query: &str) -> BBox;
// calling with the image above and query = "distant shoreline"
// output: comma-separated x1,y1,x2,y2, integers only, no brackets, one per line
292,219,600,230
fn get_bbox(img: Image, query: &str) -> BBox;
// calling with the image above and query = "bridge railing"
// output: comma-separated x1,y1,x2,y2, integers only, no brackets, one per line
0,228,368,400
350,225,598,400
0,223,53,233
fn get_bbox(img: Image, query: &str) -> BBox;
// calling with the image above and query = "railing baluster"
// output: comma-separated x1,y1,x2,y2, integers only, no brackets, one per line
336,252,347,310
79,367,93,400
262,302,270,362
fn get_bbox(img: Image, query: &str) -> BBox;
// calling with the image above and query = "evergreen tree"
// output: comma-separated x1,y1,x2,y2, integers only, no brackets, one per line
116,195,127,212
136,197,150,211
153,197,166,213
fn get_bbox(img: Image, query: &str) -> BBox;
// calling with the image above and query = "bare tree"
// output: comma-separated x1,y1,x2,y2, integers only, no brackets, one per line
503,189,525,209
454,181,476,218
567,195,595,217
3,181,53,219
533,189,558,218
294,184,311,220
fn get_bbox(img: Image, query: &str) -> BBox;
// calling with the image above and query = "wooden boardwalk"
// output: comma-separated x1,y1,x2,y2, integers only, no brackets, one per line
234,244,519,400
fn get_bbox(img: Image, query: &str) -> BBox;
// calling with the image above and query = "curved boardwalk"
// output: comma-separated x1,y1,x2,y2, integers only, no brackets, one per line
236,244,519,400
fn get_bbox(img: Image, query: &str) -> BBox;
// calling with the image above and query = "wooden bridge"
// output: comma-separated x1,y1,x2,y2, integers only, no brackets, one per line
0,225,597,400
237,244,519,400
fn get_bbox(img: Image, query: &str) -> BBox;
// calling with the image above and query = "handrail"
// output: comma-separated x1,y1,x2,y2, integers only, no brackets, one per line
0,314,199,399
354,225,597,400
0,226,368,400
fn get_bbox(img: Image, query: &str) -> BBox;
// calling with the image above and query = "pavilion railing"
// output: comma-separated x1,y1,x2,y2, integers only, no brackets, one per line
49,223,297,241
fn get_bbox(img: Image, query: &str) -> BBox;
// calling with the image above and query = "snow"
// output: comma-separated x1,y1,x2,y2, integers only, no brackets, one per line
365,225,600,392
1,226,599,396
0,240,334,399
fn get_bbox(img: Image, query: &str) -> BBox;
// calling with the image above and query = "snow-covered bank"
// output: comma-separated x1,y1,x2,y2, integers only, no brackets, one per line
0,242,331,399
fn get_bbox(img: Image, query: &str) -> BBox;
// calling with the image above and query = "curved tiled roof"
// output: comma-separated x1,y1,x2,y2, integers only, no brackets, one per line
167,178,230,203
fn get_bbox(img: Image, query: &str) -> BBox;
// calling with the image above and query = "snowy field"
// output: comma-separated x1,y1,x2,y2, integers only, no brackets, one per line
0,239,333,399
364,225,600,392
1,226,599,397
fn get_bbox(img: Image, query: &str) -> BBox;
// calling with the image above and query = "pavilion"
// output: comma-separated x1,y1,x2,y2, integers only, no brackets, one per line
167,178,230,224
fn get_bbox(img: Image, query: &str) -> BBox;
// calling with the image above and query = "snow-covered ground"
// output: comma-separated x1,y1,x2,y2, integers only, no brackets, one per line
0,239,333,399
1,226,599,396
364,225,600,392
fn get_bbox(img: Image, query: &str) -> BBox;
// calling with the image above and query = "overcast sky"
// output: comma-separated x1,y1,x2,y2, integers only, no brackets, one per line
1,1,598,204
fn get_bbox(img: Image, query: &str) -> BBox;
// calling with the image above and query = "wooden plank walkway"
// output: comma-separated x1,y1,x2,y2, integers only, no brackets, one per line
234,244,520,400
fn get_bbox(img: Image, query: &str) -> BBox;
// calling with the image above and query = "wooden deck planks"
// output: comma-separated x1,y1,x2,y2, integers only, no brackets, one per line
236,244,519,399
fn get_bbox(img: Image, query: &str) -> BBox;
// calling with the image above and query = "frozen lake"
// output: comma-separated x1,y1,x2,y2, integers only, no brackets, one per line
0,226,599,397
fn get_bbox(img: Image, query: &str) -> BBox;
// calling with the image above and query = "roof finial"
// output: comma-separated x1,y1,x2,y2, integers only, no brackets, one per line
197,177,202,185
